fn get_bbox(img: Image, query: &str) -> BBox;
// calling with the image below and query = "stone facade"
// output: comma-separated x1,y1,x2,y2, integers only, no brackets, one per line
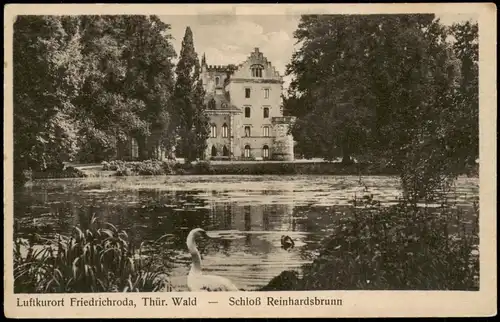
202,48,295,161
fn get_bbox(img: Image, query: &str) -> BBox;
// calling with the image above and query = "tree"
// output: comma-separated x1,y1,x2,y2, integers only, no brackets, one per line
13,16,84,183
120,16,177,159
192,76,210,160
75,15,177,161
449,21,479,170
172,27,209,161
13,15,178,181
286,15,470,201
74,15,149,162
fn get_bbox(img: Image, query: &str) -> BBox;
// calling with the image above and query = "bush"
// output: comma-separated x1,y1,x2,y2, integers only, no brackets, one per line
115,167,133,176
32,166,87,180
62,166,87,178
101,161,110,171
135,160,164,175
101,160,179,176
192,160,213,174
161,160,176,175
13,215,172,293
261,196,479,291
99,160,401,176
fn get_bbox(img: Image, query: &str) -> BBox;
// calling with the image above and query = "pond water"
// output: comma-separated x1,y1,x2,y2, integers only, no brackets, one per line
14,175,479,291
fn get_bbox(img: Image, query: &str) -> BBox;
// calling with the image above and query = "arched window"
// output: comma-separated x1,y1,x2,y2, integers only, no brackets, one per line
263,107,269,118
210,124,217,138
263,126,270,137
244,126,251,137
251,65,263,78
245,107,251,118
208,98,216,110
244,145,251,158
211,145,217,157
222,123,228,138
262,145,269,159
215,76,220,86
223,145,229,157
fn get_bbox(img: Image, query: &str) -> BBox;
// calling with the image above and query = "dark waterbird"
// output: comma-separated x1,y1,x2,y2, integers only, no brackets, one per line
281,235,295,250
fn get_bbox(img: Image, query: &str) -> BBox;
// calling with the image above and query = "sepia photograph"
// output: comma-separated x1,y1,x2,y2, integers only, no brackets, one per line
4,3,496,319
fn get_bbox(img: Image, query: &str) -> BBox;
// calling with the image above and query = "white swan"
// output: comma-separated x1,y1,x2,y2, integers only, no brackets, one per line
186,228,239,292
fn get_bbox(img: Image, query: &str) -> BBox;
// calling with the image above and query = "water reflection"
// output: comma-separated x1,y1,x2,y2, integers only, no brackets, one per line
13,175,479,291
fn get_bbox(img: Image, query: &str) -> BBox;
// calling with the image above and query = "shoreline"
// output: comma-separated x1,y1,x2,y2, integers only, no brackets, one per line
17,159,479,185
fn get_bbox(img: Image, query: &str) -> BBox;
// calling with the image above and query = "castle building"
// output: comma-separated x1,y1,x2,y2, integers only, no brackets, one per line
201,48,296,161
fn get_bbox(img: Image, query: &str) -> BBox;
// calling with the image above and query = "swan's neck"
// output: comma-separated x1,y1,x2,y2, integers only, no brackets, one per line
187,236,202,273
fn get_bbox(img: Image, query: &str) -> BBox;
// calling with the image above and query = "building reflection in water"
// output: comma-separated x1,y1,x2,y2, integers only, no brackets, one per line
244,206,251,247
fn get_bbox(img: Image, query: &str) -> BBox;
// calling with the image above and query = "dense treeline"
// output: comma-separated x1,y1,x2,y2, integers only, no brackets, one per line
13,15,208,185
284,15,478,200
14,14,479,193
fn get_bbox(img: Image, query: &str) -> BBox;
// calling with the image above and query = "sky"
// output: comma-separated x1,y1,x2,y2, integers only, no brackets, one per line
159,13,478,91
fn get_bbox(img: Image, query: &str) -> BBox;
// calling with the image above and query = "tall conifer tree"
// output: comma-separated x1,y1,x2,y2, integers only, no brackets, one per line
172,27,209,161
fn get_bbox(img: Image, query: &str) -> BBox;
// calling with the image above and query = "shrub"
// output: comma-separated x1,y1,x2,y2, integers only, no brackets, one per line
134,160,164,175
13,215,172,293
62,166,87,178
104,160,125,171
193,160,213,174
175,168,187,175
261,196,479,291
32,166,87,180
161,160,177,175
101,161,110,171
115,167,133,177
101,160,179,176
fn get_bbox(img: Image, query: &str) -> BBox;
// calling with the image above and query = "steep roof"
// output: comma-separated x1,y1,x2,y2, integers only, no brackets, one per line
230,48,282,81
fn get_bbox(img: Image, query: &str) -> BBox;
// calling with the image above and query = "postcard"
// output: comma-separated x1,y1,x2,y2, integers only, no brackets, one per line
3,3,497,318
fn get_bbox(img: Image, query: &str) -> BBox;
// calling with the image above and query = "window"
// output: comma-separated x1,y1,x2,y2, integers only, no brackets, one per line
215,77,220,86
211,146,217,157
263,107,269,118
245,107,251,118
244,126,251,137
208,98,216,110
251,66,263,78
222,123,228,138
264,88,270,99
245,88,251,98
223,145,229,157
131,138,139,159
244,145,251,158
263,145,269,159
210,124,217,138
263,126,270,137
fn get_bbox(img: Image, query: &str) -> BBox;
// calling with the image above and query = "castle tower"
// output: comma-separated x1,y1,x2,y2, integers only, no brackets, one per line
271,116,296,161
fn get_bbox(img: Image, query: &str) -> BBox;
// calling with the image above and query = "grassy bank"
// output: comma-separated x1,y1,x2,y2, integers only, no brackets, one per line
23,159,477,182
101,159,401,176
14,216,173,293
22,166,88,181
260,196,479,291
